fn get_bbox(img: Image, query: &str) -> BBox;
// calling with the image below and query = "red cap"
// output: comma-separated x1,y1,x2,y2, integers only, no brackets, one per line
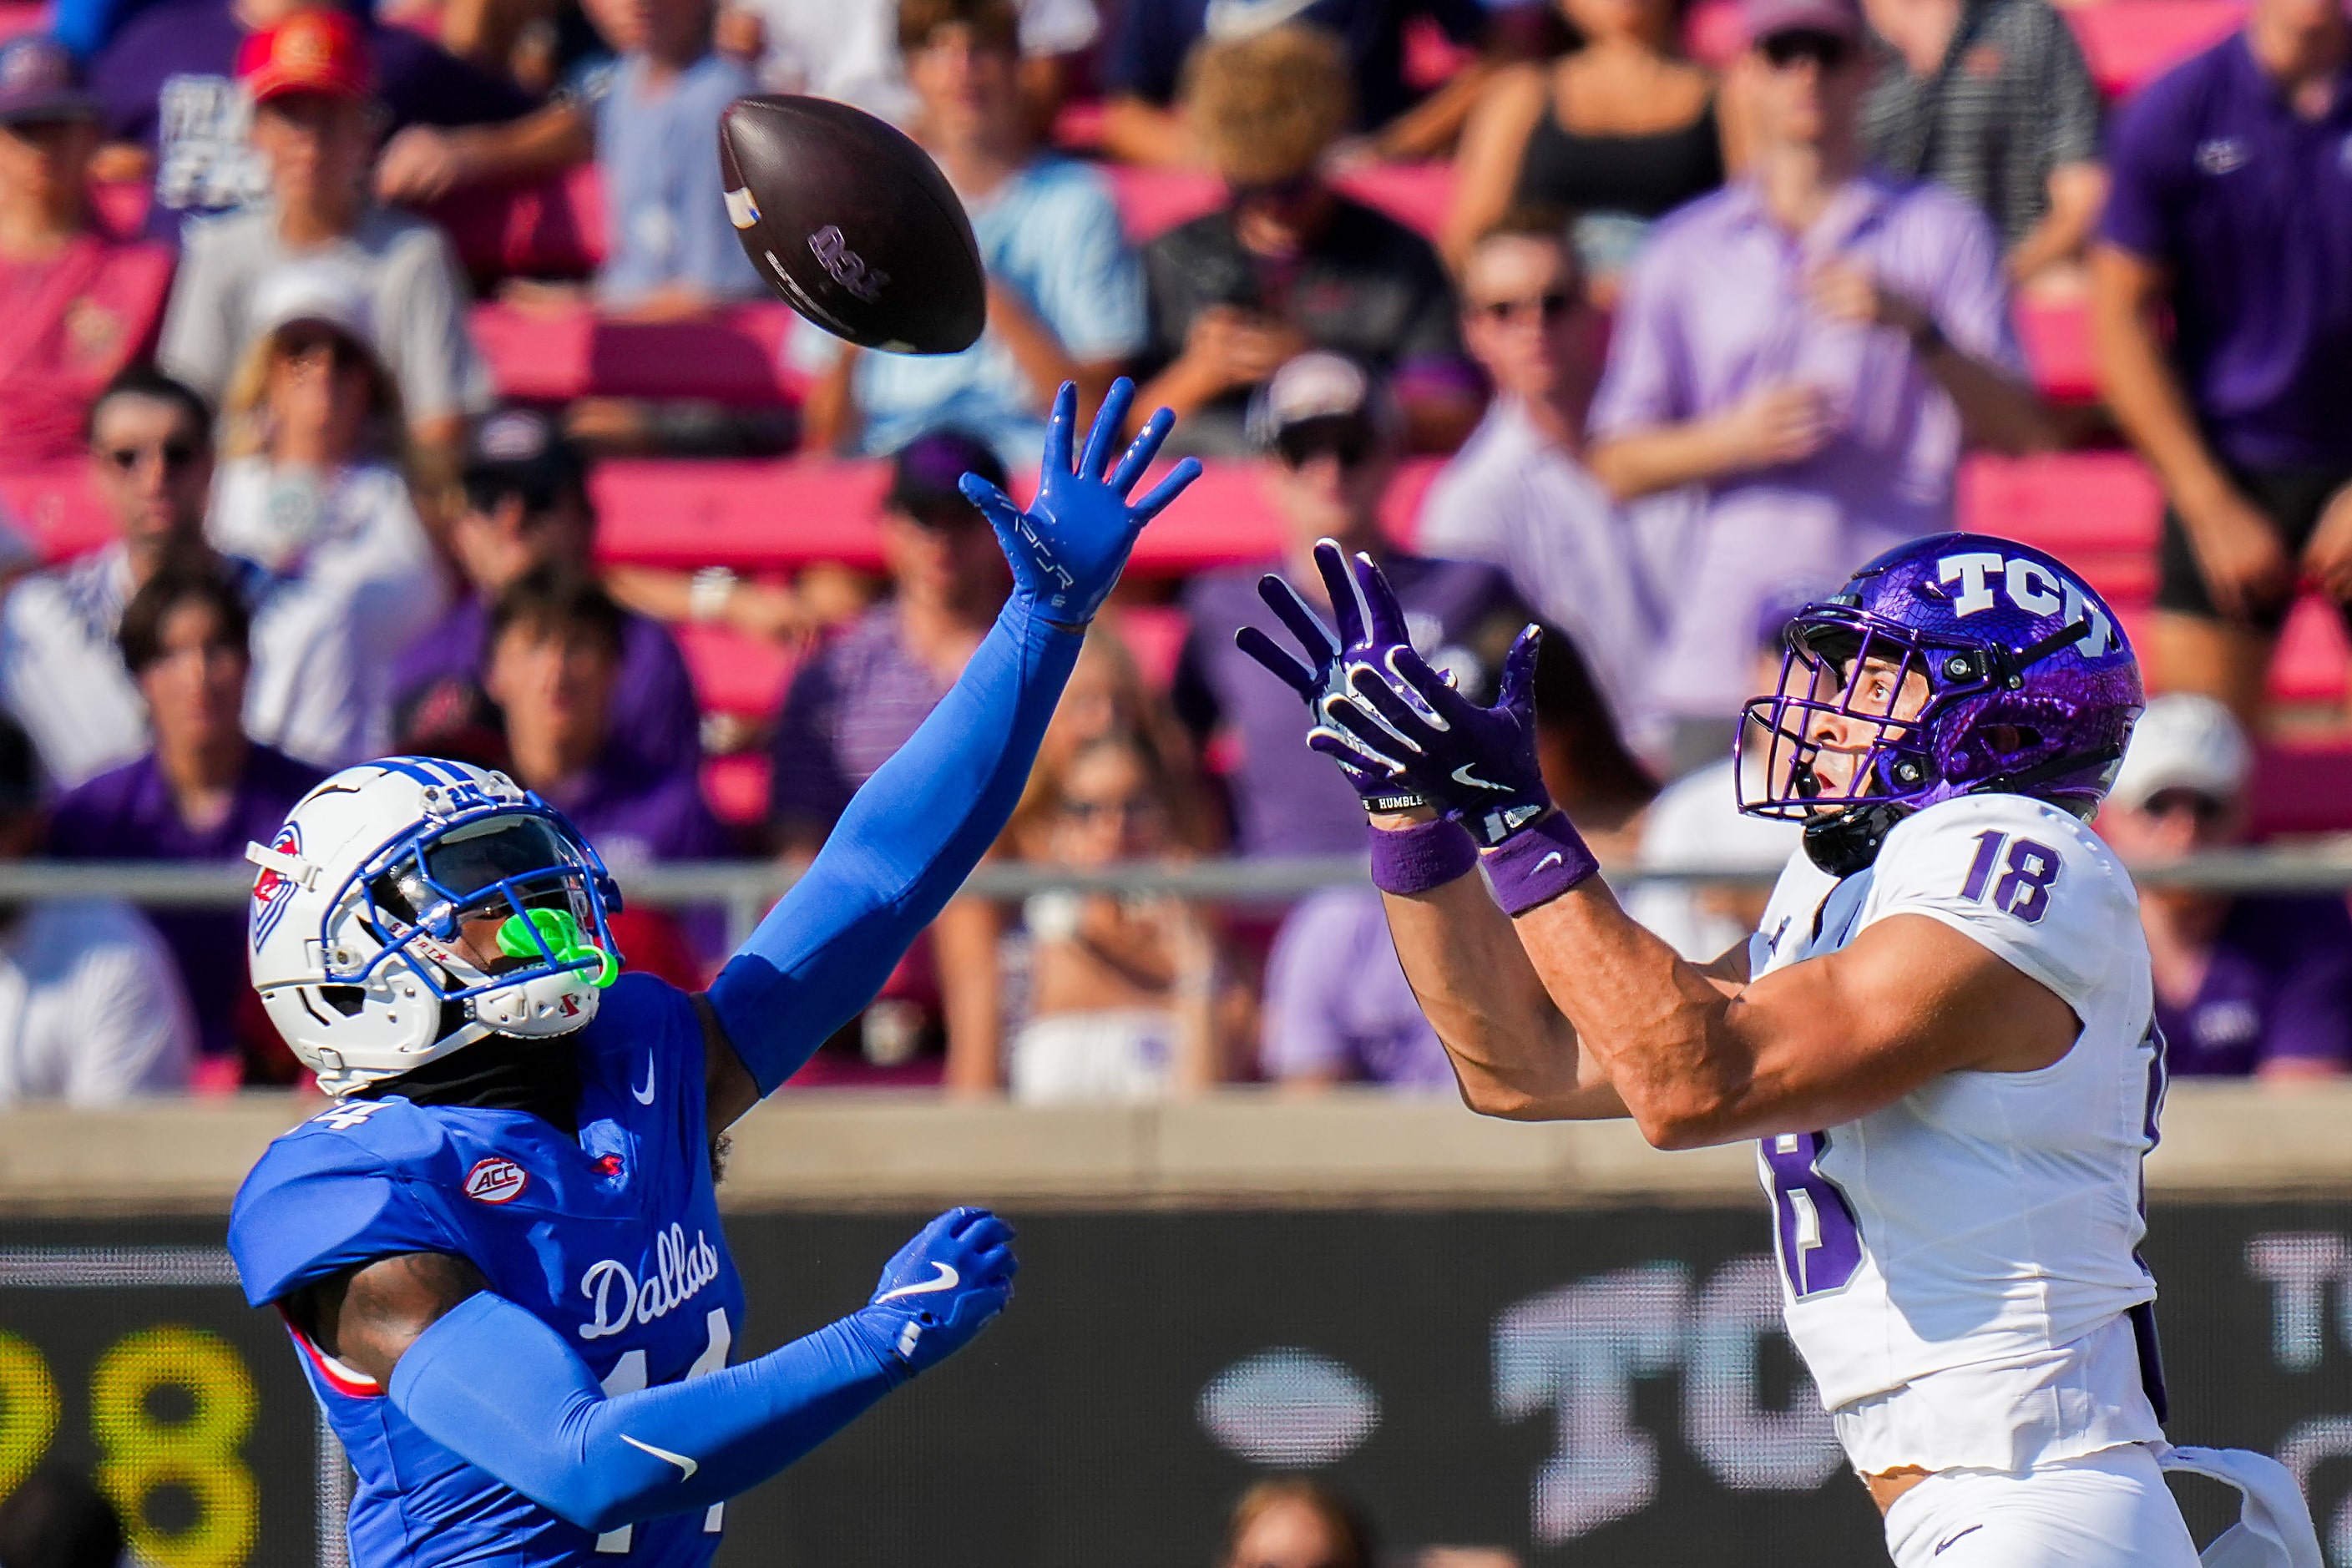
236,9,372,105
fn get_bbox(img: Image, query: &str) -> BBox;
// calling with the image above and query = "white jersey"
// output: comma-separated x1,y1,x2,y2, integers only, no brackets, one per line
1745,792,2165,1471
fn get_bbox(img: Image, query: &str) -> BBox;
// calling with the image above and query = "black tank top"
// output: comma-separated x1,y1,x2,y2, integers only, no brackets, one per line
1512,92,1725,219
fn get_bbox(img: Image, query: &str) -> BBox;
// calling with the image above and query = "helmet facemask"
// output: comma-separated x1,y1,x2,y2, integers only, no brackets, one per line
340,810,621,1039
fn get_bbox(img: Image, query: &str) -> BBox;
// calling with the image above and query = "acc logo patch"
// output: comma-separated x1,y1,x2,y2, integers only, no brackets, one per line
464,1157,529,1205
250,822,302,949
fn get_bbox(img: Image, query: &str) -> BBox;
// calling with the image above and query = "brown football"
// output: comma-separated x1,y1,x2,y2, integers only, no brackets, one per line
716,94,985,356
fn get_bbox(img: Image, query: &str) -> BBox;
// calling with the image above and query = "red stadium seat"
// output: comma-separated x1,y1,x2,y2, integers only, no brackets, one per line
0,461,114,561
2268,597,2351,707
1957,452,2163,605
590,457,1444,574
2016,296,2097,406
471,301,807,406
2248,737,2352,838
675,621,800,718
2067,0,2243,99
428,164,608,280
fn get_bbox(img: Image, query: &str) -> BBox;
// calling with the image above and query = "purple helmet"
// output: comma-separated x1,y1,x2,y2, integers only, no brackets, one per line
1736,532,2143,875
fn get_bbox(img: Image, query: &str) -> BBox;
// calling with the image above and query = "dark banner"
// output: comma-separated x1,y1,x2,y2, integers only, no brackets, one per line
4,1202,2351,1568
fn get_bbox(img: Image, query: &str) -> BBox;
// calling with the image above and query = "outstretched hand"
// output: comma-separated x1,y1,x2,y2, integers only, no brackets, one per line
853,1206,1017,1378
1232,539,1431,815
1319,623,1552,846
959,380,1202,627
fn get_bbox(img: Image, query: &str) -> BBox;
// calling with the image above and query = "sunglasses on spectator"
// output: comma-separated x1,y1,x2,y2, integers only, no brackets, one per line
1060,792,1163,825
1474,290,1578,326
1759,28,1851,69
2142,788,2228,823
1276,423,1376,471
100,440,200,473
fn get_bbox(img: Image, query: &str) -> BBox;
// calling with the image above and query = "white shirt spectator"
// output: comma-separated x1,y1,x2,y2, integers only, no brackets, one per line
1416,394,1692,754
210,457,447,768
1622,755,1803,961
733,0,1099,121
0,900,195,1105
0,544,149,787
158,205,492,427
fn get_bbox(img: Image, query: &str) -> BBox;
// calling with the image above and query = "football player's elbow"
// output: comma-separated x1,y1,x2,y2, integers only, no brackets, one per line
1623,1085,1733,1151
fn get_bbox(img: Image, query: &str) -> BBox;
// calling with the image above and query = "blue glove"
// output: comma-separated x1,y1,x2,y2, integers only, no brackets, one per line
1233,539,1431,815
1314,562,1552,846
847,1206,1017,1377
959,380,1201,626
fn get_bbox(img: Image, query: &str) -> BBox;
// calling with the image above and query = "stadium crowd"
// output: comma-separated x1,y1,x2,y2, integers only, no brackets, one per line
0,0,2341,1105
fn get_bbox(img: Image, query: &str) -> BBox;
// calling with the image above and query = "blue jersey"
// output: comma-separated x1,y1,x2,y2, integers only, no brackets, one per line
228,975,747,1568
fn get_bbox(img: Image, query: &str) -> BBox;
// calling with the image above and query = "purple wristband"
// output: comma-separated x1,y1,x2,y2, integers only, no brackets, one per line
1481,812,1599,917
1368,816,1478,895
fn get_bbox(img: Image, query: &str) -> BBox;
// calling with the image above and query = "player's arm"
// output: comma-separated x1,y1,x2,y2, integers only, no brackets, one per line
280,1211,1013,1533
699,380,1201,1129
1508,885,2073,1146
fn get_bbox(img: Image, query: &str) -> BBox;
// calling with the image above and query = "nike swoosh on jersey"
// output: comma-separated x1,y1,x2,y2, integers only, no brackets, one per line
633,1060,656,1105
1450,764,1504,791
1934,1525,1984,1555
620,1434,698,1481
874,1262,959,1302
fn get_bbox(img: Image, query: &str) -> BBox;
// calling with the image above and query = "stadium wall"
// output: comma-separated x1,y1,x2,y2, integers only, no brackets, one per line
3,1089,2351,1567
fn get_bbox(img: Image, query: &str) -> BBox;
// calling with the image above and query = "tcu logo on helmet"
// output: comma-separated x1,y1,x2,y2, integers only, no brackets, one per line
250,822,302,949
1936,551,2118,657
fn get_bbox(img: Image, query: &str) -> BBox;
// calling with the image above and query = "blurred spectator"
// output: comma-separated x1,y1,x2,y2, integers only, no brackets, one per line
91,0,532,245
0,367,196,787
0,1464,124,1568
589,0,761,316
0,38,173,468
1261,885,1451,1090
1859,0,2103,287
156,9,493,460
0,711,196,1105
718,0,1096,128
799,0,1145,468
1173,353,1530,857
1418,209,1672,747
1136,26,1479,457
1101,0,1493,168
2089,0,2352,726
2097,694,2352,1080
1444,0,1725,292
1621,602,1803,959
1586,0,2045,771
1221,1478,1375,1568
997,732,1235,1101
393,407,701,781
209,261,448,766
485,564,726,869
767,431,1009,1071
48,559,325,1081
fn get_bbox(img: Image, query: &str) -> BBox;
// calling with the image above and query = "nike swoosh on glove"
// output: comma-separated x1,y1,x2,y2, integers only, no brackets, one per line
1316,607,1553,847
957,379,1201,627
848,1206,1018,1378
1232,539,1430,814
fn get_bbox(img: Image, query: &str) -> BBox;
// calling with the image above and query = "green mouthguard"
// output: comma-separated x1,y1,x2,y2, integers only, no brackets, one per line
497,907,619,989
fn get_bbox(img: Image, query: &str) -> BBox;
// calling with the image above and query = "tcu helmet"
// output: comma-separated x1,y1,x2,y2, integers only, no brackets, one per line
1737,534,2144,875
247,757,623,1096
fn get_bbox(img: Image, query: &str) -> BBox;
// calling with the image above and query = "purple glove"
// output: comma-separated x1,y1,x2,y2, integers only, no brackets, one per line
1318,615,1552,847
1234,539,1431,815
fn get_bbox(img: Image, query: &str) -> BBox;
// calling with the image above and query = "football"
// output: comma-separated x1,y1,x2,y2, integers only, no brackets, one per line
716,94,987,356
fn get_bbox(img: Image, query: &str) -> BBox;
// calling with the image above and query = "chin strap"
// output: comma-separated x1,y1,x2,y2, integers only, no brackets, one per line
1801,802,1910,878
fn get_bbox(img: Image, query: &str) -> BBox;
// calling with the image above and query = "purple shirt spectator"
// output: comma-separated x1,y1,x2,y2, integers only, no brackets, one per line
47,743,323,1061
90,0,532,243
1590,173,2024,719
544,751,728,872
2154,896,2352,1077
1174,554,1525,857
392,595,701,783
766,604,954,835
2098,33,2352,470
1262,886,1453,1088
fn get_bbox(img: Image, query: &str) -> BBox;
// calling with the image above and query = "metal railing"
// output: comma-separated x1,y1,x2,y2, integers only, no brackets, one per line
14,847,2352,949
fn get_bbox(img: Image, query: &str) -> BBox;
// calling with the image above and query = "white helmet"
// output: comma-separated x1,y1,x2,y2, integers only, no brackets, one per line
246,756,624,1097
